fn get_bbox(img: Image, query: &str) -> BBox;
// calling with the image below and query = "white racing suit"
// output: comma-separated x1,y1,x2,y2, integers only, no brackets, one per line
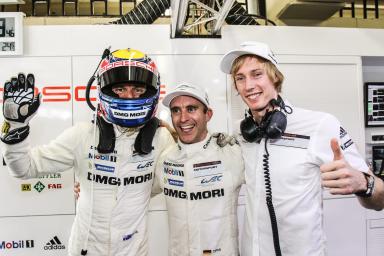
2,122,174,256
239,101,369,256
153,133,245,256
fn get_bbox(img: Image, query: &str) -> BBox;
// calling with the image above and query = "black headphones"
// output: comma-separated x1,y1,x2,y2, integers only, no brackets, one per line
240,96,292,143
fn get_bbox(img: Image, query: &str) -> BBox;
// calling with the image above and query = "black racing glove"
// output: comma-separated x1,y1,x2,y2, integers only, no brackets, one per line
1,73,41,144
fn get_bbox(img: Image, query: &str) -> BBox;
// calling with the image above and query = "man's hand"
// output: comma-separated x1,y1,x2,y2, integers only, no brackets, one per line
159,119,178,142
74,181,80,200
320,138,367,195
212,132,238,148
3,73,40,123
1,73,41,144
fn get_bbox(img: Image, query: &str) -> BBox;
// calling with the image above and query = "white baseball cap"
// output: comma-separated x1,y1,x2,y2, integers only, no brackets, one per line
162,83,210,108
220,41,280,74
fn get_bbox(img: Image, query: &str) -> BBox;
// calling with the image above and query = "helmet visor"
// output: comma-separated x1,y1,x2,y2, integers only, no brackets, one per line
100,65,159,91
99,90,158,127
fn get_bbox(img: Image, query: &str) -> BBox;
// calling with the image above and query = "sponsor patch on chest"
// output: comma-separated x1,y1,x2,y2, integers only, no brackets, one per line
163,161,185,177
164,178,184,187
95,164,115,173
136,160,154,171
269,133,310,149
163,187,224,200
88,146,117,173
87,172,153,186
193,161,223,178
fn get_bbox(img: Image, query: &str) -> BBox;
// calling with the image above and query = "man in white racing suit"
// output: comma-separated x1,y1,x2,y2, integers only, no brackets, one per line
220,41,384,256
1,48,174,256
153,83,244,256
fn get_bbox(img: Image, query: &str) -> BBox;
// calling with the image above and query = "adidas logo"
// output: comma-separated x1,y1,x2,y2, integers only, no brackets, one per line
43,236,66,250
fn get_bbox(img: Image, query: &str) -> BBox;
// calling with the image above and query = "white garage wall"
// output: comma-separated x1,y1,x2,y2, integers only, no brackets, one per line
0,24,383,256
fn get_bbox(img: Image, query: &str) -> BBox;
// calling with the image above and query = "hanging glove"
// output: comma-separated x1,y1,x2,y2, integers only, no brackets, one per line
212,132,238,148
1,73,41,144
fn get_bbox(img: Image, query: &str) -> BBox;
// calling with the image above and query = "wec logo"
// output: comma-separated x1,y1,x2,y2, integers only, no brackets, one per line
137,161,154,169
201,175,223,184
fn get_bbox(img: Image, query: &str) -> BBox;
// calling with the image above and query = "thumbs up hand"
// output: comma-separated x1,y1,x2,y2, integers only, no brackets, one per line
320,138,367,195
330,138,343,161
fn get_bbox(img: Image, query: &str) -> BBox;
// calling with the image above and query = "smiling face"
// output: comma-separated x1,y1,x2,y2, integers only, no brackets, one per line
170,95,212,144
233,56,280,122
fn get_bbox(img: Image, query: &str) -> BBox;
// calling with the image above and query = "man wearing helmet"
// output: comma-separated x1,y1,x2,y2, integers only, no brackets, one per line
0,48,175,256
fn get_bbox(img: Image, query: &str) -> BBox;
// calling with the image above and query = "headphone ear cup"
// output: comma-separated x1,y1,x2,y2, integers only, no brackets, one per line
265,111,287,139
240,116,263,142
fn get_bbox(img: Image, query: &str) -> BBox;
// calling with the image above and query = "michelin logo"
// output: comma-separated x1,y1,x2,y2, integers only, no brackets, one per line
168,179,184,187
95,164,115,173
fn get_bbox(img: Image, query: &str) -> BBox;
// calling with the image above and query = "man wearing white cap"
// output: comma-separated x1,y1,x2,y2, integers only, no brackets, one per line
220,41,384,256
153,83,244,256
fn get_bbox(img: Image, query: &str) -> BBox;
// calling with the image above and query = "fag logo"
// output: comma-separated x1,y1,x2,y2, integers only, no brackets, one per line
44,236,66,250
34,181,45,193
48,184,62,189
